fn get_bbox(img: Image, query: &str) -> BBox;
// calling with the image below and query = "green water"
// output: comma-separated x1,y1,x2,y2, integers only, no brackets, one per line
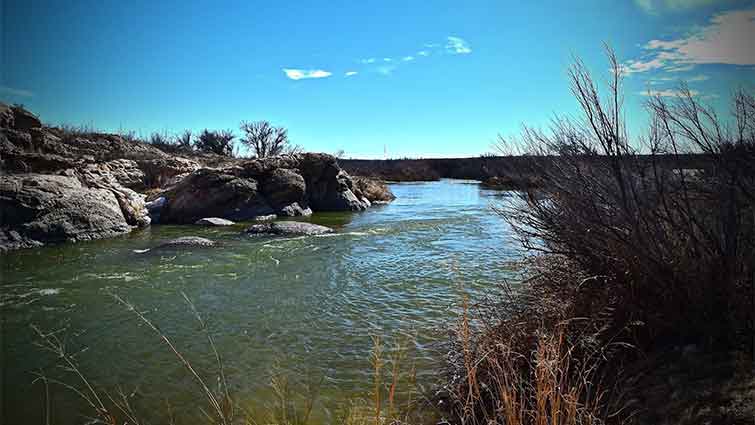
1,180,524,424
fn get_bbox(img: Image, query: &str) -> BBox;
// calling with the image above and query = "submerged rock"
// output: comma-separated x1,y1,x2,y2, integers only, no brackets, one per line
134,236,217,253
244,221,334,236
195,217,235,226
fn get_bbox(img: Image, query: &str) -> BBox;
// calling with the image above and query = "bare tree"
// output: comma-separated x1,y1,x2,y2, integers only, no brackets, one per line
239,121,300,158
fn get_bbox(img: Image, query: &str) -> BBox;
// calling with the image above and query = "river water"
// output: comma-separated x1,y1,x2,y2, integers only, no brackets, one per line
1,180,525,424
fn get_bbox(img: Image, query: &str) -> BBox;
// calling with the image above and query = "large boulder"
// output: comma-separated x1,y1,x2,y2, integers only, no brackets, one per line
0,174,137,249
244,221,333,236
297,153,370,211
10,105,42,131
261,168,311,216
158,168,275,224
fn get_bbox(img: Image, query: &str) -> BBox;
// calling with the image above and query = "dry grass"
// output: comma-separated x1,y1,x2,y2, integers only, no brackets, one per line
439,259,629,425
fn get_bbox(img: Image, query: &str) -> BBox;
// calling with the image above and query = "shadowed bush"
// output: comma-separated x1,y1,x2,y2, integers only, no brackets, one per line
438,46,755,425
194,129,236,156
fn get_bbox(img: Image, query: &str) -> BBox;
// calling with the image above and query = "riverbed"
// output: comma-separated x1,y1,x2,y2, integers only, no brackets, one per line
1,180,524,424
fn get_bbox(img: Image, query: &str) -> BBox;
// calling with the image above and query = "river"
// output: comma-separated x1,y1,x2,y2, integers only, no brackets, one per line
1,179,525,424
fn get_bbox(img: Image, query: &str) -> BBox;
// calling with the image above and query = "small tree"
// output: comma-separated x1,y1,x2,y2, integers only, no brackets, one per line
194,129,235,156
240,121,300,158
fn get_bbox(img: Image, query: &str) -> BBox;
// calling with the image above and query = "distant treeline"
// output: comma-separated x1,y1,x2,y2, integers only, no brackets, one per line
340,153,714,184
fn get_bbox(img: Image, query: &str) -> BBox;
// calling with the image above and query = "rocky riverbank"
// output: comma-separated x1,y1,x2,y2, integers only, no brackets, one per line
0,104,394,252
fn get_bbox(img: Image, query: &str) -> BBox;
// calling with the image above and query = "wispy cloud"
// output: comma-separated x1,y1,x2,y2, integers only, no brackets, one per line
0,86,34,97
624,7,755,74
417,50,429,57
648,73,710,85
360,58,376,64
635,0,720,14
402,56,415,62
345,71,358,77
639,88,701,97
282,68,332,80
377,65,397,75
687,74,711,82
445,36,472,54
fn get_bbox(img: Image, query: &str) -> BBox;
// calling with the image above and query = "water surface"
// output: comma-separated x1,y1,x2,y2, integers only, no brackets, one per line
1,180,523,424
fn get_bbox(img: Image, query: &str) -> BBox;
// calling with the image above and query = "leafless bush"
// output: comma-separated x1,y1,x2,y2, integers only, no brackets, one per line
440,45,754,425
240,121,301,158
500,46,754,354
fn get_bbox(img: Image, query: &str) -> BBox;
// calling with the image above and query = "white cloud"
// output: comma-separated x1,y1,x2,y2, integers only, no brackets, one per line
639,88,701,97
360,58,376,64
625,7,755,73
635,0,720,14
648,74,710,85
445,36,472,54
417,50,429,56
687,74,710,81
0,86,34,97
377,65,396,75
282,68,332,80
345,71,358,76
383,57,392,62
402,55,415,62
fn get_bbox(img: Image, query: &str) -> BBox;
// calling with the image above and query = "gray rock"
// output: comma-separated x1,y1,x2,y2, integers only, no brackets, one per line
278,202,312,217
195,217,235,226
0,174,135,250
261,168,308,213
244,221,334,236
159,169,275,223
135,236,217,253
351,176,395,203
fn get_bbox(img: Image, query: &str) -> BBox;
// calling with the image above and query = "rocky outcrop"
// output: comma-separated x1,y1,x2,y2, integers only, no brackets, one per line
0,103,393,251
155,153,382,224
244,221,333,236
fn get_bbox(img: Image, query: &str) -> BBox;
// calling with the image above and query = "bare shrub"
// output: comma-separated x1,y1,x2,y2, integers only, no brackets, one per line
194,129,236,156
499,46,754,353
440,45,754,425
240,121,301,158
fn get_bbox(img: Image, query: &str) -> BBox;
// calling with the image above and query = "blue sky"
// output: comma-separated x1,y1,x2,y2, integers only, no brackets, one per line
2,0,754,158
